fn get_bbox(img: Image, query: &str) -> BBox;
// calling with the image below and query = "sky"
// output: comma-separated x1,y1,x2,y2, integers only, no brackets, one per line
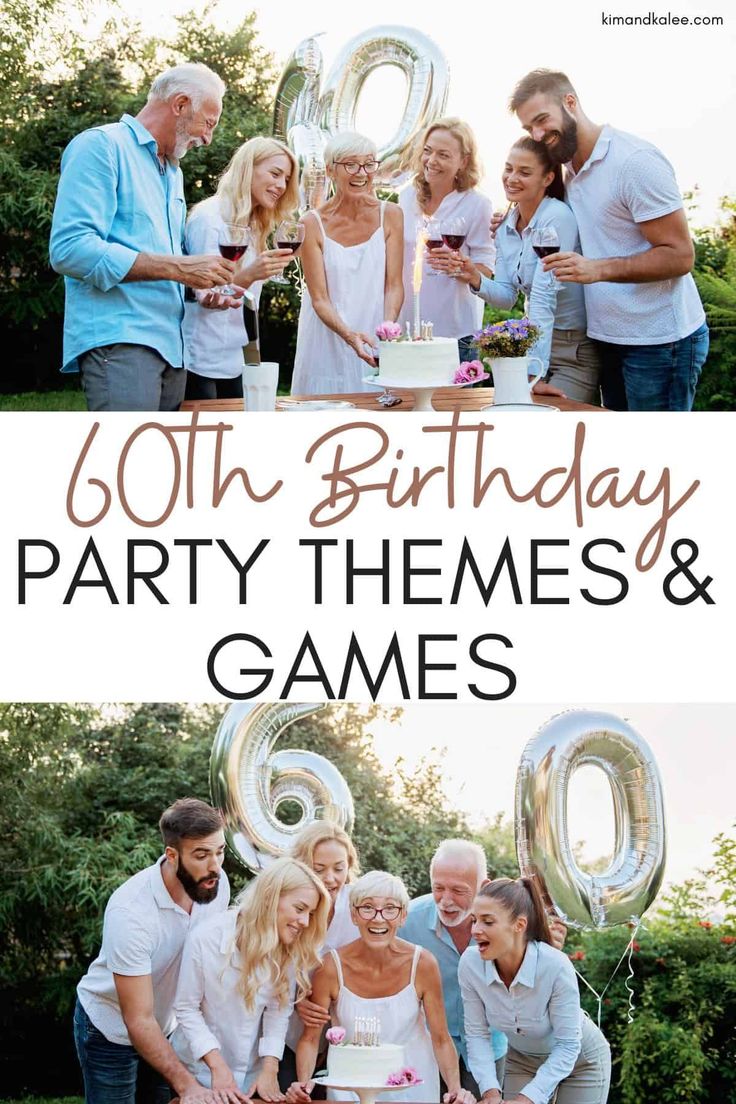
97,0,736,225
362,703,733,893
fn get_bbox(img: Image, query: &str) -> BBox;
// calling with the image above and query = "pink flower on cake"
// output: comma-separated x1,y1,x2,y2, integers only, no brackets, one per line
453,360,489,385
386,1068,423,1086
375,321,402,341
325,1027,346,1045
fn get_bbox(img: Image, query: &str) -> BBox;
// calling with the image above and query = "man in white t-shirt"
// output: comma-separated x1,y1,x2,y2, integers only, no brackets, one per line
509,69,708,411
73,798,233,1104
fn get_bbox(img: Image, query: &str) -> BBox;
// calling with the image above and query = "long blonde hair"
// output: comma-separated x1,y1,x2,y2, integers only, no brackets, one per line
233,857,330,1011
290,821,361,882
411,117,482,212
202,136,300,252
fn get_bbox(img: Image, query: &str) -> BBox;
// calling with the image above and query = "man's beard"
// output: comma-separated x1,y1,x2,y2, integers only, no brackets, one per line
176,857,220,903
438,905,472,928
546,111,579,165
172,114,203,161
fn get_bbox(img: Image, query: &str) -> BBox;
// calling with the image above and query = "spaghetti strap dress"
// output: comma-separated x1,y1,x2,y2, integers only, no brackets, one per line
291,204,387,395
326,945,439,1103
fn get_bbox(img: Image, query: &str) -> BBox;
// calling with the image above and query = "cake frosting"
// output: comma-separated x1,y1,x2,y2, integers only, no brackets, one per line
327,1042,406,1085
377,336,459,386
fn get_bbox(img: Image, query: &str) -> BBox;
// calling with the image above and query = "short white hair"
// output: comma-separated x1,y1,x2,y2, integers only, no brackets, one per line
430,839,487,885
349,870,410,910
148,63,226,111
324,131,377,164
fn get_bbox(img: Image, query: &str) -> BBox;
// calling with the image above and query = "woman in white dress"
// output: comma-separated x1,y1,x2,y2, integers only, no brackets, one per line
172,857,330,1102
183,137,299,399
279,823,363,1090
459,878,611,1104
291,133,404,395
286,871,474,1104
398,118,494,361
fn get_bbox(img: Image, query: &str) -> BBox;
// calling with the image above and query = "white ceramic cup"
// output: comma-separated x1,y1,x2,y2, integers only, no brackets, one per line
491,356,544,405
242,361,279,411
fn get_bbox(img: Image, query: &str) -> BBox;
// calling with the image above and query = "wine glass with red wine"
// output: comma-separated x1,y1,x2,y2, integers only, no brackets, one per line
217,223,251,295
424,216,443,278
270,218,305,285
439,215,467,278
531,226,561,284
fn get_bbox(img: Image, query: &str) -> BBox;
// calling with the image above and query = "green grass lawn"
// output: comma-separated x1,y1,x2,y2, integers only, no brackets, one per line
0,391,87,411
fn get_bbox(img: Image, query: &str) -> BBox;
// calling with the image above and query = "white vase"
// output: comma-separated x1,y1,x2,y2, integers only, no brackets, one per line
486,355,544,405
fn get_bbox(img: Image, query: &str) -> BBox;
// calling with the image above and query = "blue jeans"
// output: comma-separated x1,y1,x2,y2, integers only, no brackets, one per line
597,322,709,410
74,1000,171,1104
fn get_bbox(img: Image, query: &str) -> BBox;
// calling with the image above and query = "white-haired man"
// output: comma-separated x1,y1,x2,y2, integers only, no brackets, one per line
50,63,241,411
401,840,566,1097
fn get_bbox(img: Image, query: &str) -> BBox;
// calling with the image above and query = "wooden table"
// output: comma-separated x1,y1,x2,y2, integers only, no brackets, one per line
181,388,605,414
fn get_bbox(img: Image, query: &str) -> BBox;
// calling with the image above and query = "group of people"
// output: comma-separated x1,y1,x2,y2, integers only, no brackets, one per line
74,798,611,1104
50,62,708,413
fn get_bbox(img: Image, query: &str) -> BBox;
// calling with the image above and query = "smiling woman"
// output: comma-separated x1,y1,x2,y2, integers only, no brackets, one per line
171,857,330,1101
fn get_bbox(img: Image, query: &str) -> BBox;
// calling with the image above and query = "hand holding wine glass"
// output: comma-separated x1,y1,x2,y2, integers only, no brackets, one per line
440,215,467,277
531,226,561,284
424,216,444,278
269,218,305,285
216,223,251,295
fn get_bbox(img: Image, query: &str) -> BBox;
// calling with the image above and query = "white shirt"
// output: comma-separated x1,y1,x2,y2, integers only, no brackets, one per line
77,858,230,1045
474,196,587,371
458,941,582,1104
172,908,294,1090
398,186,495,339
183,196,262,379
564,125,705,344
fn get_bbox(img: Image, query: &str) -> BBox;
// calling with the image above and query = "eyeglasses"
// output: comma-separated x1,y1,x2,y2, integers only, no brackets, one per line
355,904,402,920
334,160,380,175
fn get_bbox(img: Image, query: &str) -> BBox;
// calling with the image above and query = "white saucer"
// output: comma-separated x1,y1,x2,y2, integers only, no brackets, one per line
482,402,560,412
276,399,356,411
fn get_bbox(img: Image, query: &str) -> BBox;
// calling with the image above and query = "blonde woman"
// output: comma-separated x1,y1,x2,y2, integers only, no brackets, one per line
291,132,404,395
172,857,330,1103
183,137,300,399
287,871,474,1104
399,118,494,360
279,824,362,1090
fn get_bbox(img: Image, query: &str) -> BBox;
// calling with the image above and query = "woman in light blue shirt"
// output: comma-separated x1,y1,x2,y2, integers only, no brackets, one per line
458,878,610,1104
450,138,601,405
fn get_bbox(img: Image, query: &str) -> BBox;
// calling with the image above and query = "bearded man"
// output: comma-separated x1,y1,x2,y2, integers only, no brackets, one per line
73,798,229,1104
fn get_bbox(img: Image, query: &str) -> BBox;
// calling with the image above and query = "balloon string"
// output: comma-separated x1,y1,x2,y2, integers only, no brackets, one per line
572,919,643,1028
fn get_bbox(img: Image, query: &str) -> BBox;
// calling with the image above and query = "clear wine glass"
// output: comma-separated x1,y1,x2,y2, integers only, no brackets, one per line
424,216,443,278
216,223,251,295
270,218,305,285
531,226,561,284
440,215,467,278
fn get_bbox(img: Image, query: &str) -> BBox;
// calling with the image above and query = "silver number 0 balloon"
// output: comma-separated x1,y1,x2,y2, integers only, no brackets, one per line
515,710,667,928
210,703,355,872
273,26,450,206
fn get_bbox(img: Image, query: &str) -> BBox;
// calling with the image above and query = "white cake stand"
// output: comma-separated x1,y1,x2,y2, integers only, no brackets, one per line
363,374,474,412
313,1076,416,1104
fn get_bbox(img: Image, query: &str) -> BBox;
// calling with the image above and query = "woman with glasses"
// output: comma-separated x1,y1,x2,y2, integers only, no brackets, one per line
286,871,474,1104
291,133,404,396
398,118,494,362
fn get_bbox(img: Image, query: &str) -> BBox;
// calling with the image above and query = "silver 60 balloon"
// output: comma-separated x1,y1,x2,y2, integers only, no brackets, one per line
273,26,450,207
210,703,354,872
516,711,667,929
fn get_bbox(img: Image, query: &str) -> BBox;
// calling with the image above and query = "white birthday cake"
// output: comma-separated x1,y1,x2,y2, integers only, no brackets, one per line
377,335,459,386
327,1043,406,1085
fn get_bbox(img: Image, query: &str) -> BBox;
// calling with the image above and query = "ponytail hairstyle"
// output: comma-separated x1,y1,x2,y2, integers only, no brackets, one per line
476,876,553,945
509,136,565,202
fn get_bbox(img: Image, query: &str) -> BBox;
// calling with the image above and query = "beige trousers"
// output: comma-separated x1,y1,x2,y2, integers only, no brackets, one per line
503,1015,611,1103
547,328,602,406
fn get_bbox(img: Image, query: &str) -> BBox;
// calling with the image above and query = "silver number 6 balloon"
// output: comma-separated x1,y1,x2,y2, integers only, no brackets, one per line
210,702,355,872
515,710,667,929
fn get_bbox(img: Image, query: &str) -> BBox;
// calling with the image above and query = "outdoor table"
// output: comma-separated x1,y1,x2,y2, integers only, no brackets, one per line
180,388,606,414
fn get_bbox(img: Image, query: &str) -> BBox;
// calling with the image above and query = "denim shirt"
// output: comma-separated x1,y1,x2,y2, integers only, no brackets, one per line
50,114,186,372
401,895,508,1065
473,196,587,371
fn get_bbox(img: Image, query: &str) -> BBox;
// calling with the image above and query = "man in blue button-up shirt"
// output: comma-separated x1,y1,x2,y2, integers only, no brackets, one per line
50,63,240,411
